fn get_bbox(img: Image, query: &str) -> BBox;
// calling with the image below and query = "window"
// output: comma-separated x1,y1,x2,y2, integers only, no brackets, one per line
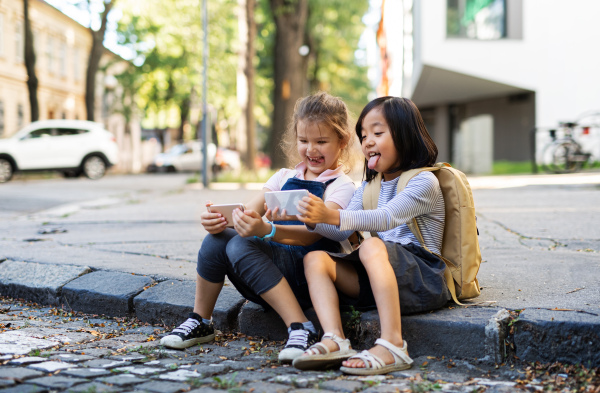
0,101,4,137
46,35,54,74
0,14,5,57
57,128,87,136
15,20,24,62
447,0,506,39
29,128,55,138
59,41,66,77
17,104,24,128
73,47,80,80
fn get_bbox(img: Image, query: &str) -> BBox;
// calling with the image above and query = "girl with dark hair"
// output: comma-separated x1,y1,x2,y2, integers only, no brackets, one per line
293,96,449,375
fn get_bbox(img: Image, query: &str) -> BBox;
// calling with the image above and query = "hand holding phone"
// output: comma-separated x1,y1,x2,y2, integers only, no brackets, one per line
265,190,309,216
207,203,245,227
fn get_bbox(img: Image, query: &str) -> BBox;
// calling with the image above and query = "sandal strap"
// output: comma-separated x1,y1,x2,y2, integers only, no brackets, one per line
348,350,386,370
374,338,413,365
321,332,353,352
305,342,330,356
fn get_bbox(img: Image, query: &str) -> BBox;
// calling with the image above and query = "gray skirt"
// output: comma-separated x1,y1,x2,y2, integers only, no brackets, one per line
327,241,451,315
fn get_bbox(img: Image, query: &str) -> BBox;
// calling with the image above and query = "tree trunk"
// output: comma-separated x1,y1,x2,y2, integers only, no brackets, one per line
177,93,191,143
268,0,308,169
85,0,114,121
24,0,39,122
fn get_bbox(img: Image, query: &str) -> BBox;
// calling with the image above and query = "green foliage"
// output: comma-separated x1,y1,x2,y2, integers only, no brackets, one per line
306,0,371,116
492,160,533,175
213,371,239,389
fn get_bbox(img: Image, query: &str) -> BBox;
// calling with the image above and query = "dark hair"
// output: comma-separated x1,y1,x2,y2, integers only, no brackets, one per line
356,96,438,182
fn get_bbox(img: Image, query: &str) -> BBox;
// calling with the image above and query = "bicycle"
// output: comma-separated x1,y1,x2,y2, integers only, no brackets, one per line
540,119,596,174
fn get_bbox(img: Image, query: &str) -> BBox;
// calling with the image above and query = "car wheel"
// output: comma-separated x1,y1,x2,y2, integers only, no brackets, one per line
0,158,14,183
82,156,107,180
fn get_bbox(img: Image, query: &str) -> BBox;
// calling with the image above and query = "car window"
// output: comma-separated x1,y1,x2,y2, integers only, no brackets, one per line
28,128,56,138
57,128,88,136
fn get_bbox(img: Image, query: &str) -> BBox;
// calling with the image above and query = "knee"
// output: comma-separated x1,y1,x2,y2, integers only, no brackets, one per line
358,237,387,267
303,251,329,276
225,235,257,270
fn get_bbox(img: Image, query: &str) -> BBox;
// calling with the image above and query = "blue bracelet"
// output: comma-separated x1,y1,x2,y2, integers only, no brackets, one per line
256,221,276,241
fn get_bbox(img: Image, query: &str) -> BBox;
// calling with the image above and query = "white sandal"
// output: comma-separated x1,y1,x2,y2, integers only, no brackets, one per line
292,332,357,370
339,338,413,375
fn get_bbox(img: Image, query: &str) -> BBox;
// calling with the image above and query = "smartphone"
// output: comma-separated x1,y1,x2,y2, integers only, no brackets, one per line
265,190,309,216
207,203,245,227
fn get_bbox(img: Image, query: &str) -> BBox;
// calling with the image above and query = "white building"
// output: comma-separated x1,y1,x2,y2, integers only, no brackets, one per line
379,0,600,173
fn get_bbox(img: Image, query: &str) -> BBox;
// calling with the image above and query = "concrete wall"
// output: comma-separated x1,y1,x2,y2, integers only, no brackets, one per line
415,0,600,128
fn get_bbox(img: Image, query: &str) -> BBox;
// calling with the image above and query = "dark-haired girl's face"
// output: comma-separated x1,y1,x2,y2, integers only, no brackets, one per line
360,107,400,181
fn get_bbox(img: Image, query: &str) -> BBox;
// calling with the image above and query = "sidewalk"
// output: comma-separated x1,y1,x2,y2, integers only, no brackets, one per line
1,172,599,366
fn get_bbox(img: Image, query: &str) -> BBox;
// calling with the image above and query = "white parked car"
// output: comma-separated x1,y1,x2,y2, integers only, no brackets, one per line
0,120,119,183
146,142,217,173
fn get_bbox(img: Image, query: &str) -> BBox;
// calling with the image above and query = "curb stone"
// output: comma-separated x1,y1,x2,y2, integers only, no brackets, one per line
0,260,91,305
133,280,245,330
514,308,600,366
354,307,505,359
61,270,154,317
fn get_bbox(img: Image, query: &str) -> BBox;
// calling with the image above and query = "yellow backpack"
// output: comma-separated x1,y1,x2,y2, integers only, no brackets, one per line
362,162,482,304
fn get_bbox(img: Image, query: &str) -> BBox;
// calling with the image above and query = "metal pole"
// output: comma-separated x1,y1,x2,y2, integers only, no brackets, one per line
201,0,209,187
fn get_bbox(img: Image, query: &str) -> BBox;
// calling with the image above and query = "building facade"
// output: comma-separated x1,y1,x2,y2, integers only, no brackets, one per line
0,0,144,172
379,0,600,173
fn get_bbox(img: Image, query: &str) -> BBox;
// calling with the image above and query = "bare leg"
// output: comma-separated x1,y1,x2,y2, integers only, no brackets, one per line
193,274,224,319
342,238,404,368
302,251,359,352
260,278,309,326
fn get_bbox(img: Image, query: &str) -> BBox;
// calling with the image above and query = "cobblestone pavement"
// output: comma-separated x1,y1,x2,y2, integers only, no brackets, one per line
1,297,598,393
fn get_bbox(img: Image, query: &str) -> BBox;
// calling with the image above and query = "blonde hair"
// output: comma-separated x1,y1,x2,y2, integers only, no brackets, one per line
281,91,358,172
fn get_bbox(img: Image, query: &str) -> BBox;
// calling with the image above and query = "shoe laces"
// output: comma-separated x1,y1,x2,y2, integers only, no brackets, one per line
172,318,201,335
286,329,309,348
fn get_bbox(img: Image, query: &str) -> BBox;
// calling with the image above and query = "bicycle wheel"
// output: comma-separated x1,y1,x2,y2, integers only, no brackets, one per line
549,141,583,173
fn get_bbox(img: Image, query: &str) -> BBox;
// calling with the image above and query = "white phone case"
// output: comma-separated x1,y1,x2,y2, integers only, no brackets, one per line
265,190,309,216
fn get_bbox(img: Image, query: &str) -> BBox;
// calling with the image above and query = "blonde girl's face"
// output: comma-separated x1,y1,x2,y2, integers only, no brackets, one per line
360,107,400,181
297,120,344,180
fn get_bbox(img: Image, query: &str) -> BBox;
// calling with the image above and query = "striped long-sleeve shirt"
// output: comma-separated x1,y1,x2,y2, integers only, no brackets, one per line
310,171,445,255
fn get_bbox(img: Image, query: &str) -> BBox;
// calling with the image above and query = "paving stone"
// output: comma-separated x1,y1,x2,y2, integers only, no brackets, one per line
27,361,77,372
199,344,246,359
61,367,113,378
320,380,365,392
158,369,202,381
288,389,335,393
134,380,191,393
269,375,323,388
245,381,293,393
0,260,91,305
227,370,273,384
24,375,87,389
0,367,44,381
97,374,147,386
67,381,120,393
62,270,154,317
113,366,166,376
8,356,48,365
220,359,267,371
82,359,132,369
0,379,16,388
188,388,223,393
0,384,49,393
109,353,148,362
187,363,230,377
49,353,97,363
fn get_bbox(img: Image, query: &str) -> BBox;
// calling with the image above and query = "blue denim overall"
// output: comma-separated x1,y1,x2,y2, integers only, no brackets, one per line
196,176,341,310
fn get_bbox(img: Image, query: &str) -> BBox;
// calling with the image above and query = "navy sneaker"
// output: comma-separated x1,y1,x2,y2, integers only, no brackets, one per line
278,322,319,363
160,312,215,349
